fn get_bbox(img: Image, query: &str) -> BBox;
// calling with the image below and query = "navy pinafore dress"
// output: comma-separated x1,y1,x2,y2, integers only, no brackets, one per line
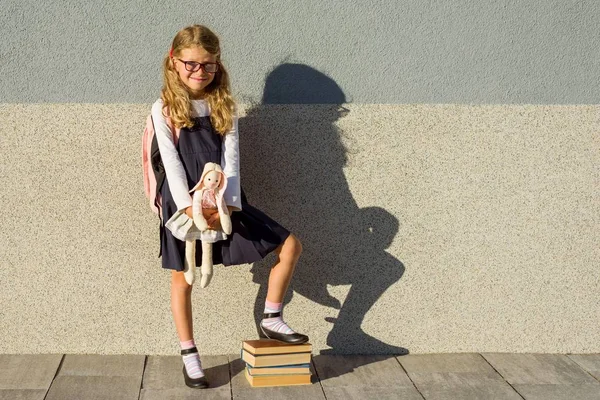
159,114,290,271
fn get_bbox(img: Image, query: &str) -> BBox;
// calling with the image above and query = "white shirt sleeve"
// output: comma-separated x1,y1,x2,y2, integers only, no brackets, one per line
151,100,193,212
220,109,242,211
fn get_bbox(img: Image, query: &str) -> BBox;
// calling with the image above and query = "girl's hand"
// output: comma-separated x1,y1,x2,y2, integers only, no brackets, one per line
208,207,235,230
203,207,218,221
206,209,221,230
186,207,219,229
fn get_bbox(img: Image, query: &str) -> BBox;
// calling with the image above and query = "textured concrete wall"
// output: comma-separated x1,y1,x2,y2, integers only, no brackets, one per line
1,0,599,103
0,103,598,355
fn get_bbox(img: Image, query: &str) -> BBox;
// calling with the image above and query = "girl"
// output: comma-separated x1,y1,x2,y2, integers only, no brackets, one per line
151,25,308,389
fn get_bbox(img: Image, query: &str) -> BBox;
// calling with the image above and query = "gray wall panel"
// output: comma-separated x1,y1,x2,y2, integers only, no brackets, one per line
1,0,598,103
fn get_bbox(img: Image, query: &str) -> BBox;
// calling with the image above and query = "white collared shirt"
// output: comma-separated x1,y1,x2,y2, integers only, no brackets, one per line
151,98,242,213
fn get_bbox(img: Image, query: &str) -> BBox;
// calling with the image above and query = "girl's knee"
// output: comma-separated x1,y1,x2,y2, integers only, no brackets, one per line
171,270,192,291
292,234,303,257
279,233,302,260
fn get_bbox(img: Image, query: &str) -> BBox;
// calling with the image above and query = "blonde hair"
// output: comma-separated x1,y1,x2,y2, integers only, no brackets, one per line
160,25,236,135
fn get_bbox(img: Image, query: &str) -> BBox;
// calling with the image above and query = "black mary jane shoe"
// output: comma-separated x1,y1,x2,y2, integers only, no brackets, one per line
259,312,310,345
181,346,209,389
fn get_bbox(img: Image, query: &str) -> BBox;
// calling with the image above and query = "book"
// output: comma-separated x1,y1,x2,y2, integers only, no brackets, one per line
247,363,311,376
242,339,312,355
241,349,311,368
245,367,312,387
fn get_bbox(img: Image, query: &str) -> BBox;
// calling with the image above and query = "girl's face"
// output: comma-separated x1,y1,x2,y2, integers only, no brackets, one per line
173,46,218,99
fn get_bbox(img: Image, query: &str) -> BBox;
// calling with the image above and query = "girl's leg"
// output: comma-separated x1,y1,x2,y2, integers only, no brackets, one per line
260,233,308,343
266,233,303,302
171,270,206,383
171,270,194,340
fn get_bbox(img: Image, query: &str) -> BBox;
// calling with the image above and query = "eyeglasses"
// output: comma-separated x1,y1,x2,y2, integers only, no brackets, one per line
177,59,219,73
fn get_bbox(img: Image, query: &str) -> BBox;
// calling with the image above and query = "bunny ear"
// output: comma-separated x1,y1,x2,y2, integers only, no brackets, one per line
190,163,213,193
218,170,228,192
207,163,227,193
189,180,203,193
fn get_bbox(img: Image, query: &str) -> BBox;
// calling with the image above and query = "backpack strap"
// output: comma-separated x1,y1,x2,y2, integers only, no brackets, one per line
149,113,178,218
149,106,182,216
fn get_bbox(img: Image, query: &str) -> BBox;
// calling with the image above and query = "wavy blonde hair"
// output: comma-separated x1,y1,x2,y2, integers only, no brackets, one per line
160,25,236,135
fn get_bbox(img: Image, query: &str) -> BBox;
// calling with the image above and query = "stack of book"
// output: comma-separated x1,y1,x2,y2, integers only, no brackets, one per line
241,339,312,387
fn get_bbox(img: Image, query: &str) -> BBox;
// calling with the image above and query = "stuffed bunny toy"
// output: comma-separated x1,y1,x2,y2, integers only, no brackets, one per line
164,162,232,287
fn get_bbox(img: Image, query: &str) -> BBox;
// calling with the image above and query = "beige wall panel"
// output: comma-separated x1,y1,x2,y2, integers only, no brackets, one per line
0,104,597,355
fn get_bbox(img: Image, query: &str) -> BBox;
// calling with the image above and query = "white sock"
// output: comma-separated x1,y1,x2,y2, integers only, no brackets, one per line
180,339,205,379
261,300,295,334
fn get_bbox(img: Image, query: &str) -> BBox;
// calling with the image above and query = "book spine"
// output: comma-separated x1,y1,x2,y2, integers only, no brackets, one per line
250,363,311,369
247,366,311,376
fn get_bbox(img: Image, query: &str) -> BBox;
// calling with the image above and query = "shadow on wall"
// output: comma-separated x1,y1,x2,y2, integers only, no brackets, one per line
237,63,408,356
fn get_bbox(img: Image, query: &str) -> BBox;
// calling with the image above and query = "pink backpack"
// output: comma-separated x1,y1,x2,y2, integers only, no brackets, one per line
142,111,181,216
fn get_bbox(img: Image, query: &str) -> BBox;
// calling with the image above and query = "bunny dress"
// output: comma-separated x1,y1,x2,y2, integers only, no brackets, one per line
151,98,290,271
